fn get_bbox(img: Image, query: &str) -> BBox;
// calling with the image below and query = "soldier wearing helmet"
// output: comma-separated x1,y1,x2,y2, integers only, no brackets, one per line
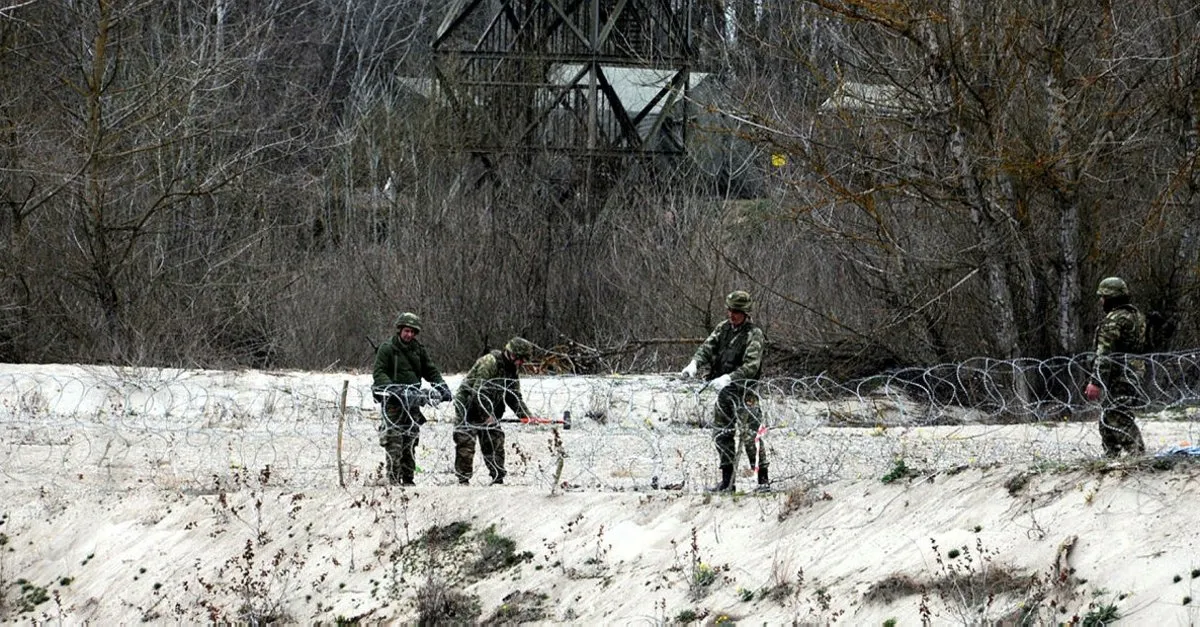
451,336,538,485
1085,277,1148,457
371,312,452,486
680,290,769,492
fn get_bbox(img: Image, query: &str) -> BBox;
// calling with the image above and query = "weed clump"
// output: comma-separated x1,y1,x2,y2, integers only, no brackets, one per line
473,525,533,577
416,575,480,624
480,590,549,624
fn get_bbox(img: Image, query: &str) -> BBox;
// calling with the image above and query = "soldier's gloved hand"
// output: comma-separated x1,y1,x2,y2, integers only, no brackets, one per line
681,360,698,378
711,374,732,391
435,382,452,403
1084,382,1102,402
425,391,442,407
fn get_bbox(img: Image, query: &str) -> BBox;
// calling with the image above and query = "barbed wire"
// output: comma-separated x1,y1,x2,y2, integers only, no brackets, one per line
2,351,1199,493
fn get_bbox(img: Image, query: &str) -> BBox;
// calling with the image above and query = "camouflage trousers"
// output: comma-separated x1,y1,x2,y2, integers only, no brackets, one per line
452,423,506,484
712,387,768,471
1099,393,1145,458
379,401,423,485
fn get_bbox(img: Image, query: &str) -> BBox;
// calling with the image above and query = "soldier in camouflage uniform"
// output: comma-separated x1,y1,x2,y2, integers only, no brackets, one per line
1085,277,1148,457
451,337,537,485
681,290,769,492
372,313,452,486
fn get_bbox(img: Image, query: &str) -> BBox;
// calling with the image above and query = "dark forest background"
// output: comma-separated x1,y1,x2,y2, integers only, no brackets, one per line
2,1,1198,376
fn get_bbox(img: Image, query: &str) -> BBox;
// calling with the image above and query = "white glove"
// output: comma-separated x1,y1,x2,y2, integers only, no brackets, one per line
681,360,698,378
711,374,732,391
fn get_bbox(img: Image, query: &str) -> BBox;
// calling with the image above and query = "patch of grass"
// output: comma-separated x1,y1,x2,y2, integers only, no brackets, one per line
925,537,1043,624
13,579,50,614
422,521,472,547
481,590,549,625
1004,472,1030,496
1081,601,1119,626
473,525,533,577
762,558,802,604
863,574,923,604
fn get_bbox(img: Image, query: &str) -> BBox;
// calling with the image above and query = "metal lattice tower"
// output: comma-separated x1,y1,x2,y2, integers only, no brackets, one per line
432,0,697,157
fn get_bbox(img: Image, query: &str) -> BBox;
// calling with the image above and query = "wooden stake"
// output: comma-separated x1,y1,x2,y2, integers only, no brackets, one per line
337,379,348,488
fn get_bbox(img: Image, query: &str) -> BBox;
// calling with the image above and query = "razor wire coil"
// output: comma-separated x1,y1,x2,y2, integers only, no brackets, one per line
2,351,1199,493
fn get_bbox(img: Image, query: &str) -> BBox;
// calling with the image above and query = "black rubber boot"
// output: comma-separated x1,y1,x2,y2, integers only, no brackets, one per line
708,465,734,493
755,466,770,493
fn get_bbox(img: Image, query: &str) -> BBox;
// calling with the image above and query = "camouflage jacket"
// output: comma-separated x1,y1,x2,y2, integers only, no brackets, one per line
691,320,765,383
1092,303,1147,387
453,349,532,422
372,335,447,389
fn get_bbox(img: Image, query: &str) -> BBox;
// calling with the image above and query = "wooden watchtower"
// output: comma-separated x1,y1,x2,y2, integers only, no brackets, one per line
432,0,697,158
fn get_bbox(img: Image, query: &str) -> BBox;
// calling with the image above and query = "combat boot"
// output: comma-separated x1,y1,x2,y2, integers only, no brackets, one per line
708,465,734,493
755,466,770,493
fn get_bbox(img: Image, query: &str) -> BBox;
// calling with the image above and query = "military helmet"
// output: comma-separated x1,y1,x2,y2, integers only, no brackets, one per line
1095,277,1129,298
504,336,535,359
394,312,422,332
725,290,753,313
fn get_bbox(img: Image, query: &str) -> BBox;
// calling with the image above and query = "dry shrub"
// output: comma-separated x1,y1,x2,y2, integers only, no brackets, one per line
932,564,1037,601
863,574,924,604
416,575,480,625
480,590,549,625
421,521,472,547
777,484,832,522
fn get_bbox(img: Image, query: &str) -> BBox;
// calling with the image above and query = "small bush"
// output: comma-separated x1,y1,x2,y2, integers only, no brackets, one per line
422,521,472,547
881,459,913,484
1004,473,1030,496
473,525,533,577
416,576,480,625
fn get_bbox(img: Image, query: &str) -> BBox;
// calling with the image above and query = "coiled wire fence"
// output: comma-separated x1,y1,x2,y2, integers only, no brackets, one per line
2,351,1200,494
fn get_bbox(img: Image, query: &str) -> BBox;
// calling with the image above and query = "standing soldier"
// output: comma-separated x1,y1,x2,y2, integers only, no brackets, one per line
372,312,452,486
452,337,537,485
1084,277,1148,457
681,290,769,492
